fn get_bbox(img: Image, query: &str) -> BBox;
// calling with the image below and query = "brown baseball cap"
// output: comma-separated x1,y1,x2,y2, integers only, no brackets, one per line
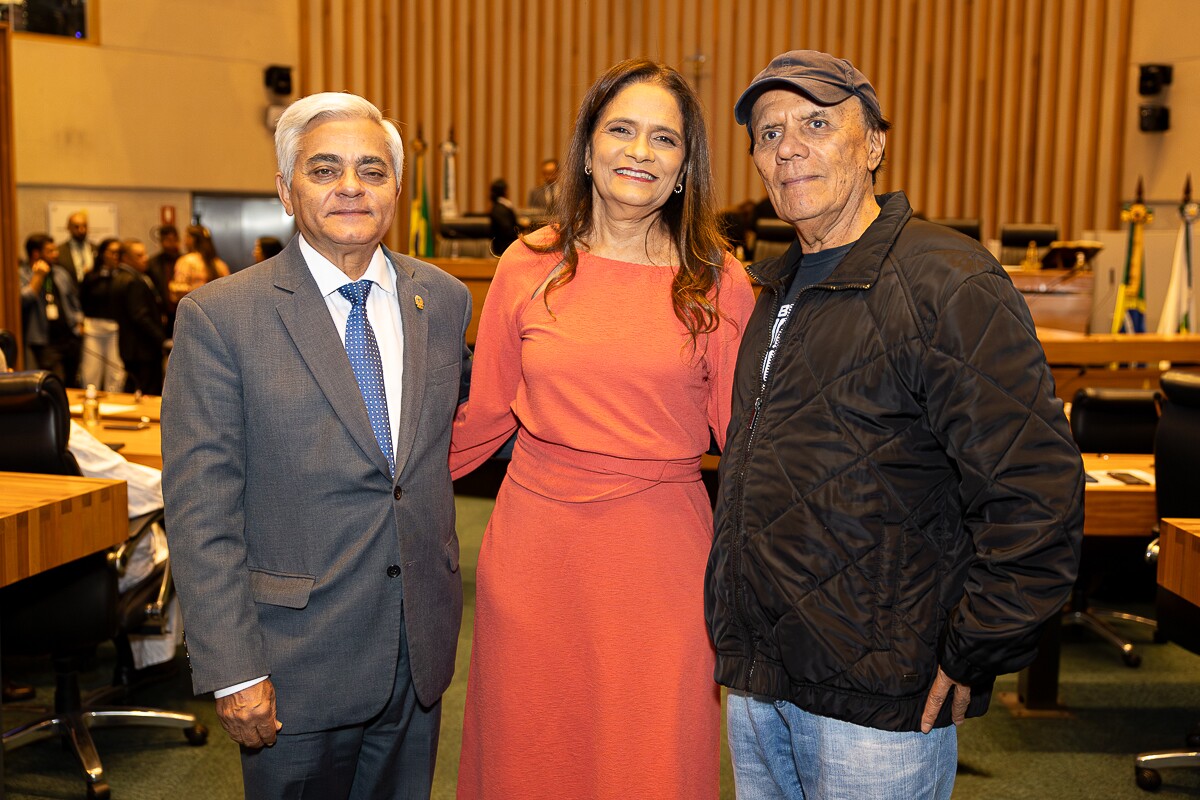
734,49,881,126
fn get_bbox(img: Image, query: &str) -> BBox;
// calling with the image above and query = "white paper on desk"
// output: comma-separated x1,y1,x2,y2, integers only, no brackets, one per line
69,403,140,416
1086,469,1156,486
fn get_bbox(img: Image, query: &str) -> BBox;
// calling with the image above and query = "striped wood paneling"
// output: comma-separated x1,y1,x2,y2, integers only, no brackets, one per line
0,23,21,361
296,0,1132,253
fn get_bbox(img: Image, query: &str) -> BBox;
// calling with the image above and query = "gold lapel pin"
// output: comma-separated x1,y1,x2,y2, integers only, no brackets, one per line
414,295,425,310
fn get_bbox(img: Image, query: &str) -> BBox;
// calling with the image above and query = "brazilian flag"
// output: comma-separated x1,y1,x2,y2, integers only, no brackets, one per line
409,132,433,258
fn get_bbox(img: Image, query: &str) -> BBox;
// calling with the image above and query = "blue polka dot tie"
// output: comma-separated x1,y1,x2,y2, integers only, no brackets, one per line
338,280,395,476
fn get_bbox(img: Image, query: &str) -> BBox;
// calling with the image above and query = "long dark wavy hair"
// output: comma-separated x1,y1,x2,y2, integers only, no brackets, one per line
529,58,730,347
186,225,221,282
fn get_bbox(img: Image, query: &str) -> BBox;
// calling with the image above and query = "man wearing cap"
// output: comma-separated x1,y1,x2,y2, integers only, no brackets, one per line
705,50,1083,798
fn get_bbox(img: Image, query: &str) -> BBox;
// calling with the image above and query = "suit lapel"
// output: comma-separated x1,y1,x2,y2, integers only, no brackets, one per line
274,240,393,478
385,247,428,480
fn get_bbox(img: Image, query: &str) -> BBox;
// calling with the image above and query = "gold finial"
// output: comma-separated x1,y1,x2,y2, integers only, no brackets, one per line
1022,240,1041,270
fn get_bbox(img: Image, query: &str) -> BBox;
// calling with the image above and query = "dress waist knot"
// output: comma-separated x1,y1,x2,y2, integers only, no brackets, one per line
505,429,702,503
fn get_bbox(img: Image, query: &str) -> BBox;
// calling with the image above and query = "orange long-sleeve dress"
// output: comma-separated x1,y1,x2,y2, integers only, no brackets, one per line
450,233,755,799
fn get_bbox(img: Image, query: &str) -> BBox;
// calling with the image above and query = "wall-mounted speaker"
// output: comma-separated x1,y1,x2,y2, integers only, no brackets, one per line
1139,104,1170,132
1138,64,1173,96
265,65,293,96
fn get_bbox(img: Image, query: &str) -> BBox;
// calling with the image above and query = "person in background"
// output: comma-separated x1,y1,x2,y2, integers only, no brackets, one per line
526,157,559,211
19,234,83,385
450,58,755,799
78,237,126,392
147,224,182,336
0,329,16,370
253,235,284,263
114,239,167,395
705,49,1084,800
487,178,519,256
168,224,230,304
56,211,96,285
163,91,470,798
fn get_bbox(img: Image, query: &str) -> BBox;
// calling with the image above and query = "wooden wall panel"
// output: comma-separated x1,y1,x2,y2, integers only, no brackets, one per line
0,23,21,359
295,0,1132,253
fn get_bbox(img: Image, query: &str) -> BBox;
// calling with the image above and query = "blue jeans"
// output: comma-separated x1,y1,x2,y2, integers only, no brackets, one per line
726,691,957,800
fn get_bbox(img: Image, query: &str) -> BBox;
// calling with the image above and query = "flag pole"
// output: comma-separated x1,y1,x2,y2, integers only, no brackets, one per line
1112,178,1153,334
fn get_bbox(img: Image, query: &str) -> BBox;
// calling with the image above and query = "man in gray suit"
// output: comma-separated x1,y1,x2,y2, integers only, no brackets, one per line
162,92,471,798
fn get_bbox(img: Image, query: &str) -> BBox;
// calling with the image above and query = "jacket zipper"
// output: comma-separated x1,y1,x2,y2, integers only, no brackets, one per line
729,276,871,688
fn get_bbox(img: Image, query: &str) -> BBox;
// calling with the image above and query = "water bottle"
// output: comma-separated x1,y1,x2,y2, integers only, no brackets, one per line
83,384,101,427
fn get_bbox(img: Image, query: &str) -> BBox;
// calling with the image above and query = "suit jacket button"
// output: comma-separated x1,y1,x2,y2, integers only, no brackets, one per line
387,564,401,578
393,486,403,500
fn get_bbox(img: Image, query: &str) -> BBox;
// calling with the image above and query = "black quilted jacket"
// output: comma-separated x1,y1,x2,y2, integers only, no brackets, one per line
705,192,1084,732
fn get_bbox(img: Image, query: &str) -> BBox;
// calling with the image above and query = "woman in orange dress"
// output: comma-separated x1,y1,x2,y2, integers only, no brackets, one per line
450,59,755,799
167,224,230,304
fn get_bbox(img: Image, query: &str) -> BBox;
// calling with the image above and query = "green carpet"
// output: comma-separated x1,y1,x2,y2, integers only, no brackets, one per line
5,494,1200,798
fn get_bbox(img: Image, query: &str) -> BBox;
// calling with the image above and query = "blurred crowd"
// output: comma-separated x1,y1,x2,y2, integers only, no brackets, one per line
16,212,275,395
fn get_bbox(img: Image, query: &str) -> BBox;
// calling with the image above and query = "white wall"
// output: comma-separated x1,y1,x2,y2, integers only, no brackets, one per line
11,0,299,245
1123,0,1200,205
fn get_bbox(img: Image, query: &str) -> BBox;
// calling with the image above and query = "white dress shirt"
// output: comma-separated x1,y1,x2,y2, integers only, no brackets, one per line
215,236,406,700
68,239,94,282
300,235,405,453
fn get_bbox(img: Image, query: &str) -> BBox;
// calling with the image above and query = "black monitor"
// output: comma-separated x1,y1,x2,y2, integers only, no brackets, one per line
440,216,491,239
755,217,795,242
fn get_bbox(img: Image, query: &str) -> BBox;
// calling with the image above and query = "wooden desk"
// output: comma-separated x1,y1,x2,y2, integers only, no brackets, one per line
1010,269,1094,333
66,388,162,422
1012,453,1158,713
1038,330,1200,403
89,422,163,470
0,472,128,587
431,256,498,346
1081,453,1157,537
1158,519,1200,608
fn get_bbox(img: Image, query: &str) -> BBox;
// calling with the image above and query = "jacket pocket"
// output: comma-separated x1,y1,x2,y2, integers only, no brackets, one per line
248,568,315,609
774,584,874,684
444,535,460,573
428,360,460,386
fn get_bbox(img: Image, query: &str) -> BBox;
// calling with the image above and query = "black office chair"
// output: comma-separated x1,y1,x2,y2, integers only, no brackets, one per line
1135,370,1200,791
1070,387,1160,454
929,218,982,242
754,217,795,260
0,370,206,800
0,327,17,368
999,222,1059,266
1065,387,1161,667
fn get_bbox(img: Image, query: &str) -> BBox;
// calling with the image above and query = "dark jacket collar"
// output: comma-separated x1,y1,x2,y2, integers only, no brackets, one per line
750,191,914,291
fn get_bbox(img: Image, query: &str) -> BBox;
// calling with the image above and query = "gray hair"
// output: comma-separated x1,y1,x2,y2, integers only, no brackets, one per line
274,92,404,187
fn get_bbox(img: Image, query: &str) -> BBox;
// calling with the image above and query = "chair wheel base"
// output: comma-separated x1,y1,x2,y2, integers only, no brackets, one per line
185,723,208,745
1136,766,1162,791
1123,651,1143,668
87,780,111,800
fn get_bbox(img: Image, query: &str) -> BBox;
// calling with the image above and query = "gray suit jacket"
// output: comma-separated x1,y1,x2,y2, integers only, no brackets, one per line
162,236,470,733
